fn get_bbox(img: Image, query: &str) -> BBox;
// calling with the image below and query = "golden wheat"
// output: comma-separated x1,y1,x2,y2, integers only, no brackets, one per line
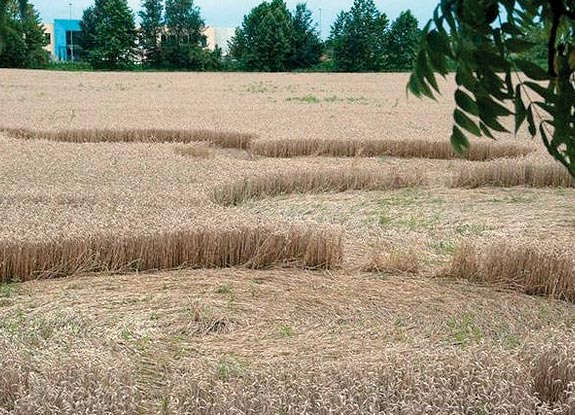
1,127,254,149
167,349,549,414
250,138,534,160
362,247,421,274
174,143,214,158
533,346,575,405
452,159,575,188
443,242,575,302
0,225,342,282
212,168,426,206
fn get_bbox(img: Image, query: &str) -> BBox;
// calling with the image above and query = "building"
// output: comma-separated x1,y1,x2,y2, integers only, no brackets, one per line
203,27,236,55
42,19,81,62
42,20,235,60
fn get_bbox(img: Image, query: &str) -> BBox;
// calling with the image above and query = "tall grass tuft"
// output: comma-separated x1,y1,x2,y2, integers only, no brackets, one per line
443,242,575,302
452,160,575,188
0,225,343,282
250,138,534,160
212,168,426,206
2,128,254,149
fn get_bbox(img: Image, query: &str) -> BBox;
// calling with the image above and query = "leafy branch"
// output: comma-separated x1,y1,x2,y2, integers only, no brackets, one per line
409,0,575,178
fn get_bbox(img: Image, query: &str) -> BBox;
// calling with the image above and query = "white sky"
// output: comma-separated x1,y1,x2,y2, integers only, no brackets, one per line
33,0,435,36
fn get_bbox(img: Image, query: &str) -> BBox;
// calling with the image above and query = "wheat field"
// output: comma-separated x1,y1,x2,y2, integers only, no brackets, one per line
1,70,574,414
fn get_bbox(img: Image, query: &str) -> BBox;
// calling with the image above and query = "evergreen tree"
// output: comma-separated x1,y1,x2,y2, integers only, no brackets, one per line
79,0,137,69
78,6,96,61
0,0,26,54
289,3,322,69
230,0,321,72
162,0,215,69
0,0,48,68
384,10,420,71
329,0,389,72
139,0,163,66
258,0,292,71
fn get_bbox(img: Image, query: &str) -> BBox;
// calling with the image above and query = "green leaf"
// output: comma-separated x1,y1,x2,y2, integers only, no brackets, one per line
426,30,450,75
480,122,496,139
534,101,554,116
477,95,512,117
506,38,537,53
477,99,509,132
514,59,549,81
451,125,470,155
455,64,477,92
455,89,479,116
408,73,422,97
523,81,556,103
409,69,434,99
501,22,523,36
417,51,440,93
514,85,527,134
526,105,536,136
454,109,481,136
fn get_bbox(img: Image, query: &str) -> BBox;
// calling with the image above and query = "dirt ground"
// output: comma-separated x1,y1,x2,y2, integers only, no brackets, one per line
1,70,574,414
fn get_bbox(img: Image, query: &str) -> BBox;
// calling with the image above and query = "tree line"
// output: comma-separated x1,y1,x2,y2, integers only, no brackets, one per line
0,0,423,72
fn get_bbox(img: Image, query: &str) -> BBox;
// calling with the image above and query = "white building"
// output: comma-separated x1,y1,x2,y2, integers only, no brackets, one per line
203,27,236,55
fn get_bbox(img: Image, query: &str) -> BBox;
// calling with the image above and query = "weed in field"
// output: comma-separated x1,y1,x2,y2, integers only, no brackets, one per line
398,213,441,231
447,314,483,346
455,223,493,236
216,355,247,380
377,209,393,226
246,82,274,93
0,283,17,298
279,324,295,338
215,284,233,295
286,94,320,104
432,240,458,256
323,95,341,102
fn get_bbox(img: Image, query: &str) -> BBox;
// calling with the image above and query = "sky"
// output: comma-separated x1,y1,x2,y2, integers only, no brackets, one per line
34,0,434,37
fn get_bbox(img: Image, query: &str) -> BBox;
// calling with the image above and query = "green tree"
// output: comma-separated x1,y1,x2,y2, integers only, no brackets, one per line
289,3,323,69
139,0,163,66
328,0,389,72
78,6,96,61
230,0,294,71
384,10,420,71
521,19,547,67
162,0,217,69
0,0,48,68
0,0,26,53
79,0,137,69
410,0,575,177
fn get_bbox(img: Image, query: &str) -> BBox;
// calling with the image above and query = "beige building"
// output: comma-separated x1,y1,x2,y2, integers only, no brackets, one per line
42,23,55,57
